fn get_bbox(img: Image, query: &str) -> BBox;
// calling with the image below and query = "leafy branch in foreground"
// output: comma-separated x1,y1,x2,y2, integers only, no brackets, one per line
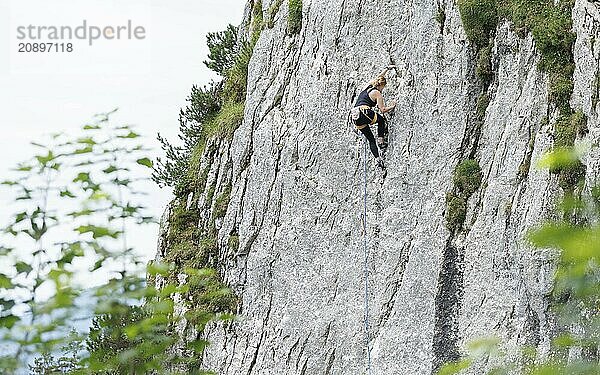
0,112,233,374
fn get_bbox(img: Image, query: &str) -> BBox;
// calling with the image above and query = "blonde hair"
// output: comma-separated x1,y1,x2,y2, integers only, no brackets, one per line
369,75,387,89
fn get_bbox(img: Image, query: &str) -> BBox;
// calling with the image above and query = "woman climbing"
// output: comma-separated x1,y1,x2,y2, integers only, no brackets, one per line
351,66,397,169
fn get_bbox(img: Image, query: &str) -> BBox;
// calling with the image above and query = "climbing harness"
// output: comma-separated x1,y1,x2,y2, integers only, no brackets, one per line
362,139,372,375
353,105,379,130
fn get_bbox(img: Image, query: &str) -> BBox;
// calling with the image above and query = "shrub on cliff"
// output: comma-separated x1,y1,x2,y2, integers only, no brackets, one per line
457,0,498,49
204,24,240,77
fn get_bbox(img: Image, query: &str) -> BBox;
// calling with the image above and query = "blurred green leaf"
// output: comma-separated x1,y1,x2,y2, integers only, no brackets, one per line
138,216,156,224
60,189,76,198
158,284,178,297
529,364,565,375
14,211,27,223
113,178,131,186
91,259,105,272
553,333,576,348
73,172,91,184
68,209,95,219
187,339,210,353
15,163,33,172
149,299,174,315
136,158,153,168
0,274,14,289
118,131,140,139
89,191,112,201
0,298,15,311
76,137,96,145
103,165,118,174
184,268,215,278
466,336,500,357
58,243,84,266
557,194,585,213
0,314,19,329
147,262,172,276
76,225,121,239
530,225,600,262
73,146,94,155
15,262,33,275
537,147,582,171
438,359,471,375
35,150,56,166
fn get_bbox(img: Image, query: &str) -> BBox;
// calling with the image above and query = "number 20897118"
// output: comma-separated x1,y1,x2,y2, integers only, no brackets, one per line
18,42,74,53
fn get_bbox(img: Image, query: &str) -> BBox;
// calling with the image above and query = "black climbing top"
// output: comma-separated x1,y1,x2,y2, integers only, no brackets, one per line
354,85,378,108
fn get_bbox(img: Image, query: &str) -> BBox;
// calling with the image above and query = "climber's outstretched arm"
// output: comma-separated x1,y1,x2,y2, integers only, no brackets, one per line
372,91,396,113
377,65,396,78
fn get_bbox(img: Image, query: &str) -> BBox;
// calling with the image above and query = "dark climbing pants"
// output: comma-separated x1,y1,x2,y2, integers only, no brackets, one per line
355,109,386,158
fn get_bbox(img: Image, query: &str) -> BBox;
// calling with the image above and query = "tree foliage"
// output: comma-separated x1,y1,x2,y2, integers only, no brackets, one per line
0,112,232,374
29,332,84,375
153,15,260,195
204,25,240,77
153,83,221,190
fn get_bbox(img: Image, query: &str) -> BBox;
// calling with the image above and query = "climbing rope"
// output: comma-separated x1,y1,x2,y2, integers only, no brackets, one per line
362,139,372,375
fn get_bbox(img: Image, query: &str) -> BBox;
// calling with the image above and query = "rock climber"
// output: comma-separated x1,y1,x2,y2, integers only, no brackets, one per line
351,66,397,169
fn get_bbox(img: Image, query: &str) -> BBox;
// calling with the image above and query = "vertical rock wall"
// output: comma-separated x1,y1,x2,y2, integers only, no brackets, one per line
158,0,600,373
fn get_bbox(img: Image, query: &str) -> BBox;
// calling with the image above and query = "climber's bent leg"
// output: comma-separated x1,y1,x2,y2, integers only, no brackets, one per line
376,115,386,138
359,126,380,159
376,115,387,149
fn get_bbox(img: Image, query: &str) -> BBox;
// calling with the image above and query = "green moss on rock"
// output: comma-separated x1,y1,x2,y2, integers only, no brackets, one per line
446,193,468,232
557,162,586,192
185,269,238,325
163,197,237,328
497,0,544,35
554,110,588,149
288,0,303,34
552,110,588,192
476,44,493,85
167,204,200,243
251,0,264,43
548,66,575,112
480,1,584,192
446,159,482,232
228,235,240,251
530,3,576,74
206,183,217,208
204,101,245,140
457,0,498,49
454,159,483,196
436,6,446,33
213,184,232,220
476,93,490,121
267,0,284,28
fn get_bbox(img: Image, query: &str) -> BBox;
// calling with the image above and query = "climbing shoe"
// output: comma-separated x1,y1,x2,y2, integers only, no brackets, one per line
377,157,385,170
378,141,388,151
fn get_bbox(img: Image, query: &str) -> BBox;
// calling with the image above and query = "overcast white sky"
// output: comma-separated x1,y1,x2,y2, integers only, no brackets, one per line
0,0,245,262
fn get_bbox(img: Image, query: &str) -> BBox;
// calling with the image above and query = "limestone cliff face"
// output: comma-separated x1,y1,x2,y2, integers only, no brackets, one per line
157,0,600,373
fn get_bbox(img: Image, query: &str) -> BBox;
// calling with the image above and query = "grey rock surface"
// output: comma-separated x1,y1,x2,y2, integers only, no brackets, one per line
159,0,600,373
